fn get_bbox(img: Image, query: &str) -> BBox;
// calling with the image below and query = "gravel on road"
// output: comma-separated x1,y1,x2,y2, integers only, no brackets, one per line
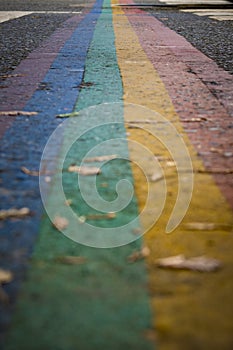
132,1,233,74
0,14,71,77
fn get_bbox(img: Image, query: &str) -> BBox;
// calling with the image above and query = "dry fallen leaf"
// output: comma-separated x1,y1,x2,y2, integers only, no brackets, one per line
64,199,72,206
150,173,163,182
0,268,13,284
0,268,13,304
86,212,116,220
156,255,221,272
182,117,207,123
84,154,118,163
166,161,176,167
56,256,87,265
197,168,233,174
223,152,232,158
21,167,52,176
0,111,37,117
127,246,150,263
184,222,232,231
53,216,69,230
1,73,24,79
210,147,223,154
45,176,51,183
0,207,31,220
56,112,79,118
78,215,86,224
184,222,216,231
68,165,101,175
21,166,40,176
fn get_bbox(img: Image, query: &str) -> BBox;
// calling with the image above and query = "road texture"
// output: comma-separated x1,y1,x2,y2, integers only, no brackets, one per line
0,0,233,349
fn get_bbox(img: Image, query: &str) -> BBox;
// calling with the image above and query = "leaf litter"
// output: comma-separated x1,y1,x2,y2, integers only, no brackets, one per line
68,165,101,175
150,173,163,182
86,212,116,220
0,207,31,220
127,246,150,263
184,222,233,231
0,111,37,117
56,112,79,118
0,268,13,303
21,166,52,176
156,255,221,272
56,256,87,265
21,166,40,176
52,216,69,231
84,154,118,163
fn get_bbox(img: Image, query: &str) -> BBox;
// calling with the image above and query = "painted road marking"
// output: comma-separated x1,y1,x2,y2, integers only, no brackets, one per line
3,0,154,349
114,0,233,348
1,0,233,349
181,9,233,20
0,11,33,23
0,11,82,23
157,0,233,20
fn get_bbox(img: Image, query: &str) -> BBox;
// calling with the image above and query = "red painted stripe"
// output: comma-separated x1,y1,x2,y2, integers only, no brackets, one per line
0,14,86,138
120,0,233,208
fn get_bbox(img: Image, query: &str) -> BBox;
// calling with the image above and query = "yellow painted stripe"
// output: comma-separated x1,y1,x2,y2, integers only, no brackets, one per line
112,2,233,349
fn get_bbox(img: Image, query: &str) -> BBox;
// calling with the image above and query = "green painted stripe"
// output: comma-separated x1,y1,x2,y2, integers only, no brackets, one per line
4,1,154,349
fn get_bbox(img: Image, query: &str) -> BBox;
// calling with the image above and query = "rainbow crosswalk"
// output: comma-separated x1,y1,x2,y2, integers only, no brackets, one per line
1,0,233,349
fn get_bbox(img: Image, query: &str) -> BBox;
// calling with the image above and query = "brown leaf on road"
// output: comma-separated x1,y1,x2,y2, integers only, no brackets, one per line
0,268,13,304
56,112,79,118
21,166,52,176
1,73,24,79
0,207,31,220
52,216,69,231
56,256,87,265
64,199,72,206
156,255,221,272
127,246,150,263
68,165,101,175
196,168,233,174
0,111,37,117
150,173,163,182
182,117,208,122
86,212,116,220
0,268,13,284
84,154,118,163
184,222,233,231
21,166,40,176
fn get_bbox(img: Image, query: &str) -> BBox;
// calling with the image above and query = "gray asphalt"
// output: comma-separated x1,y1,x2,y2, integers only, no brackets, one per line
0,0,87,11
148,8,233,74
